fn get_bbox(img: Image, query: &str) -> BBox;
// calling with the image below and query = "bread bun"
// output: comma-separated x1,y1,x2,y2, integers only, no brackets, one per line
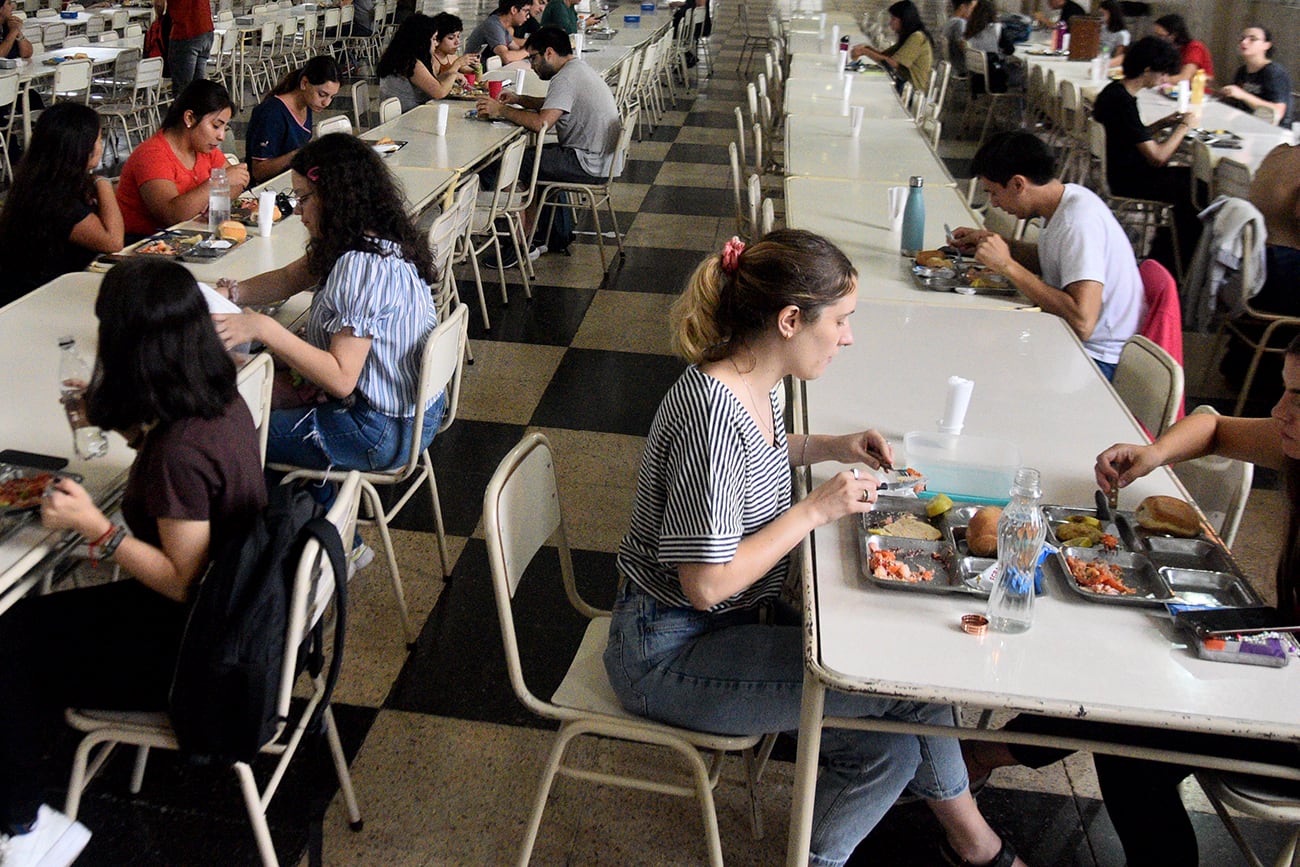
218,220,247,243
966,506,1002,557
1135,496,1200,537
916,249,952,268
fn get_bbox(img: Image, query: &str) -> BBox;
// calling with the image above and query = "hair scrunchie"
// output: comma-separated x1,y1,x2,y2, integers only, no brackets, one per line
720,236,746,275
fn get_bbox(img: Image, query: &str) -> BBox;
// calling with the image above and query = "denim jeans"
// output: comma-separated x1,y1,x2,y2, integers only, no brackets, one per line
168,30,213,95
266,392,445,472
603,582,969,867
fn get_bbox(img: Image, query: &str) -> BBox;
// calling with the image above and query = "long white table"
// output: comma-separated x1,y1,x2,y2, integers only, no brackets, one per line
364,105,524,174
784,115,956,183
783,75,911,119
14,45,125,143
785,300,1300,864
785,177,1033,310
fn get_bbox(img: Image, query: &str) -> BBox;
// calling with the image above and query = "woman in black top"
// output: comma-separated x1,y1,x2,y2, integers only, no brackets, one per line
1219,26,1293,126
0,104,124,306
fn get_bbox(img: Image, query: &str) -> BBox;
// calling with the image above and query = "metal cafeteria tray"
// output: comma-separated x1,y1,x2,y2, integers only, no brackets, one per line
1055,546,1172,606
1042,505,1140,552
911,264,1020,298
1160,567,1263,609
857,495,994,596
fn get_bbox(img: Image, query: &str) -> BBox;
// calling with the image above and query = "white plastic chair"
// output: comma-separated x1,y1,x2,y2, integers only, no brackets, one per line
1195,771,1300,867
273,304,470,645
63,472,366,867
97,55,163,158
468,135,532,305
1172,405,1253,548
350,79,370,130
1087,118,1183,280
377,95,400,124
760,197,775,236
236,352,275,467
314,113,352,137
1214,157,1253,200
1112,334,1184,438
483,433,770,867
0,73,16,183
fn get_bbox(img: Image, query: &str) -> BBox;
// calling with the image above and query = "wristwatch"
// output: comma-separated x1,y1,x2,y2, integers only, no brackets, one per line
101,525,129,559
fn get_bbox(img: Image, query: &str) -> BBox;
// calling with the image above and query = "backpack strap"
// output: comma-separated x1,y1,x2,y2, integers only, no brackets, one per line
300,516,349,734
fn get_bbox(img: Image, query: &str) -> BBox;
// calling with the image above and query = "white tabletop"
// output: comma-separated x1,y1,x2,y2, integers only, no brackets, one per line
16,45,123,82
783,75,911,119
800,299,1300,739
364,105,524,174
785,115,955,183
785,177,1033,310
789,52,851,76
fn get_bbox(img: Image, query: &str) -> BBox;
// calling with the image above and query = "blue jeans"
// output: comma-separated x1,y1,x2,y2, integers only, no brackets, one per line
266,392,445,472
168,31,213,95
603,582,968,867
1095,359,1117,381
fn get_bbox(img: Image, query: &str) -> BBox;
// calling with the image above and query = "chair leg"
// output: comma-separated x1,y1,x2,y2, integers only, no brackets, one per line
422,454,450,576
742,746,764,841
586,195,608,272
605,198,625,260
321,705,363,830
234,761,280,867
464,250,492,330
1198,320,1231,392
129,745,150,794
517,721,579,867
363,481,415,646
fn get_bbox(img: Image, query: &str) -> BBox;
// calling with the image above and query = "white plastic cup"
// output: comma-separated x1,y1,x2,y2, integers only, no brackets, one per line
886,185,907,235
830,24,839,54
434,102,449,135
1090,56,1105,82
850,104,865,136
938,376,975,436
514,68,525,94
257,189,276,237
1061,33,1070,52
574,31,584,55
1176,82,1190,114
840,76,852,116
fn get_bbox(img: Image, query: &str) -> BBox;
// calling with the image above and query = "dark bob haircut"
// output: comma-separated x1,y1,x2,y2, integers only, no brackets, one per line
272,54,340,97
971,131,1057,186
1121,35,1181,79
526,25,572,57
1154,13,1191,48
430,11,462,39
87,258,237,432
162,79,237,130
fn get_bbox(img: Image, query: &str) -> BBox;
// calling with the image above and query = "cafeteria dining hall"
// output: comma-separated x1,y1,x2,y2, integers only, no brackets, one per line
3,0,1300,863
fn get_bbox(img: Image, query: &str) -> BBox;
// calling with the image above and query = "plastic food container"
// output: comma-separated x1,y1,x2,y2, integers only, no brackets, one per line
623,13,640,21
60,10,78,18
903,431,1020,502
639,2,654,9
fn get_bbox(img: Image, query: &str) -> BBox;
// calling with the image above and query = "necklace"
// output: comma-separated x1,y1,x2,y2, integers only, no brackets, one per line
730,356,775,442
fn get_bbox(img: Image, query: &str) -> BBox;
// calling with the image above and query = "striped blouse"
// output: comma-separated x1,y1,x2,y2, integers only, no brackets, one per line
618,365,792,613
304,240,439,417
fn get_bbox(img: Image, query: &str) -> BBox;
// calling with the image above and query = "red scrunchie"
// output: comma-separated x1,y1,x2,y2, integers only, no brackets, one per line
720,236,746,275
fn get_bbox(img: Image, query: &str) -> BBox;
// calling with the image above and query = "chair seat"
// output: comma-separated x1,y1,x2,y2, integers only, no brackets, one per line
551,616,763,754
66,708,172,733
1215,773,1300,812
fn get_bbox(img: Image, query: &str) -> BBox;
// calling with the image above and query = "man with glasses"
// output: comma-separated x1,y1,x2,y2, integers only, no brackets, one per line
466,0,531,67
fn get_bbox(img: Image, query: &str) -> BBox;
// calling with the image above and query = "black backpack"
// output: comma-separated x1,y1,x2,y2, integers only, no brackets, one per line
169,484,348,764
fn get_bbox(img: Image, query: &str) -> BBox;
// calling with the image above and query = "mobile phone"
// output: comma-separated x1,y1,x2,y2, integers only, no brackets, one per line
1176,606,1300,638
0,450,70,471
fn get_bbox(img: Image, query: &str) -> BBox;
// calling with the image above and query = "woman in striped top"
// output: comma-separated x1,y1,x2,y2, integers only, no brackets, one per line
604,231,1022,867
211,133,444,473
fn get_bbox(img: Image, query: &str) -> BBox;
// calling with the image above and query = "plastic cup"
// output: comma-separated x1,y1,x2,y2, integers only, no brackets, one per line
850,104,865,136
514,68,525,94
434,103,449,135
487,79,503,99
574,31,584,55
257,189,276,238
463,72,477,87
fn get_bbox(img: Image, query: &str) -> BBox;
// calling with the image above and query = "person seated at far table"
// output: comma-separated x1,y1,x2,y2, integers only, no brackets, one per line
964,338,1300,867
1152,13,1213,84
851,0,933,96
1247,143,1300,316
951,131,1144,381
210,134,444,478
539,0,581,35
0,0,33,60
941,0,975,74
246,56,341,185
0,104,124,305
1219,25,1293,127
115,80,250,239
0,257,266,867
379,12,478,112
515,0,544,40
1033,0,1086,29
1092,35,1202,275
465,0,530,67
1097,0,1130,66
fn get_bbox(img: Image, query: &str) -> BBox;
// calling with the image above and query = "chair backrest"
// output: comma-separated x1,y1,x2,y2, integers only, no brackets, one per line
746,172,760,234
1112,334,1184,438
350,79,369,130
321,7,339,28
1190,138,1214,211
42,20,65,44
64,34,88,46
1214,158,1252,200
96,31,118,42
929,58,951,116
53,59,92,101
607,106,637,180
235,352,275,465
85,14,102,35
485,54,502,71
484,432,596,718
427,175,478,316
406,303,468,470
728,140,745,235
378,96,401,124
110,8,128,28
123,22,141,37
1086,117,1111,197
274,470,362,718
733,105,747,173
315,113,352,137
1173,405,1254,548
760,197,775,236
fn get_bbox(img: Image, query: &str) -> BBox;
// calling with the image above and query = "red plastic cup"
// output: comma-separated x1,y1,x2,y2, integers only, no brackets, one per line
463,72,477,87
487,79,503,99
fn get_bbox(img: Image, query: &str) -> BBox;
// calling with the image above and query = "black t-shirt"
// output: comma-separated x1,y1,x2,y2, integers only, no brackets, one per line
0,196,95,307
1223,62,1294,127
1060,0,1086,23
3,20,22,59
1092,79,1152,198
514,15,539,39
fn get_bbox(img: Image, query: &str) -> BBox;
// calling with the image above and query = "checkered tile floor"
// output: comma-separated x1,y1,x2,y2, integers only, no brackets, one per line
38,13,1293,866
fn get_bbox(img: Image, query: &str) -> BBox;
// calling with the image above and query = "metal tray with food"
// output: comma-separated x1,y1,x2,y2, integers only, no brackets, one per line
911,260,1019,298
1055,546,1172,605
1041,506,1138,552
0,463,83,514
857,496,991,595
364,137,408,155
1161,567,1262,609
230,199,286,226
133,230,246,262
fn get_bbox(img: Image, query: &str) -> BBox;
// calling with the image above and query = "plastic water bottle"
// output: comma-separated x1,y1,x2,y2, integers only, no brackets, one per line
839,35,850,68
900,176,925,256
57,337,108,460
208,166,230,235
986,467,1046,633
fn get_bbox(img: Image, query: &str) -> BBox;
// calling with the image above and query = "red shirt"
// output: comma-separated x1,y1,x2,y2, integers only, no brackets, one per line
167,0,212,41
1181,40,1214,80
117,132,227,236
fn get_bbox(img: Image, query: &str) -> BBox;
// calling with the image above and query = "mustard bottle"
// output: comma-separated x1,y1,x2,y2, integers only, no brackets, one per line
1191,69,1206,105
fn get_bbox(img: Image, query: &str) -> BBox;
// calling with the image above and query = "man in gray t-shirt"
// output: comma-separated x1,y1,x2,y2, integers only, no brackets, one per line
476,25,622,181
466,0,530,65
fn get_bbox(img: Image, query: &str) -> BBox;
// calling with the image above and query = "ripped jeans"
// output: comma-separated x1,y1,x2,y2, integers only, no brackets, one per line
603,582,969,867
266,391,445,472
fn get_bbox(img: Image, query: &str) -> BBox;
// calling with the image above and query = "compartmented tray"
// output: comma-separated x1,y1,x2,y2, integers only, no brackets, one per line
363,138,408,155
0,464,83,547
1055,546,1171,605
1161,568,1262,608
911,263,1020,298
856,496,1001,597
131,229,246,262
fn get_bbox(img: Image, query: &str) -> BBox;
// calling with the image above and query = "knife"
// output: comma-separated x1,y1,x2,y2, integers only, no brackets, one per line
1095,489,1141,551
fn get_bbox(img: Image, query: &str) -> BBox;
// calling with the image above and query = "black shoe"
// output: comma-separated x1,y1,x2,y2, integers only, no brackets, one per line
485,244,543,270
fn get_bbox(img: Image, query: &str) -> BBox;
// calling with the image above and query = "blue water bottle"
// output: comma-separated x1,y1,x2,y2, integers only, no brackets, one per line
900,176,925,256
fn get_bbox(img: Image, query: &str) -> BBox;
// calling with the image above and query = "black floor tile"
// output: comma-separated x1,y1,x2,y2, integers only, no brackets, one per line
684,110,738,129
642,123,683,143
605,246,705,295
530,348,687,436
666,142,731,164
464,282,598,346
638,184,734,217
385,538,618,725
620,158,664,184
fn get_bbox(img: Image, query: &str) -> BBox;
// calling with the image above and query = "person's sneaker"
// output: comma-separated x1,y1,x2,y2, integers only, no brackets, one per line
347,542,375,578
528,244,547,261
0,805,91,867
485,244,542,270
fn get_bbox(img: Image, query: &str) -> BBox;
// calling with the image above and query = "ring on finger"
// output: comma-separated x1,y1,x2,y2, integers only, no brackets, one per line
860,489,871,503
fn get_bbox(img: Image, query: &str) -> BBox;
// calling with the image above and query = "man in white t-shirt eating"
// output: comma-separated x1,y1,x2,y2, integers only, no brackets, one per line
951,131,1144,380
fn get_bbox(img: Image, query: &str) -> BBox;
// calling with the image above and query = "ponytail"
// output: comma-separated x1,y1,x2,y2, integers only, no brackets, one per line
671,255,729,363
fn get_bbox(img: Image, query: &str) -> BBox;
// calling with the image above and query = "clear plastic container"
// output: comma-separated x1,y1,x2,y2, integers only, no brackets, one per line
903,431,1020,501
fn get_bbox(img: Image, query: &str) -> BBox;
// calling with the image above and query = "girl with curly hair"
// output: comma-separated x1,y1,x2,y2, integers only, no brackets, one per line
210,133,443,474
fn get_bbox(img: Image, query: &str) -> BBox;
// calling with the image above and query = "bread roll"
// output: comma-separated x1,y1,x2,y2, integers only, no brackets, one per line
966,506,1002,557
916,249,952,268
218,220,247,243
1135,496,1200,537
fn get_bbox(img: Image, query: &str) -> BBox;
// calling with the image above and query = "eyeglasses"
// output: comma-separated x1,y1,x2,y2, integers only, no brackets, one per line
527,52,542,65
295,190,317,205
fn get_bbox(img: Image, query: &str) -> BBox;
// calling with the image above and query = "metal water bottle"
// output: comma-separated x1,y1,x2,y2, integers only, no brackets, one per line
986,467,1046,633
900,176,925,256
